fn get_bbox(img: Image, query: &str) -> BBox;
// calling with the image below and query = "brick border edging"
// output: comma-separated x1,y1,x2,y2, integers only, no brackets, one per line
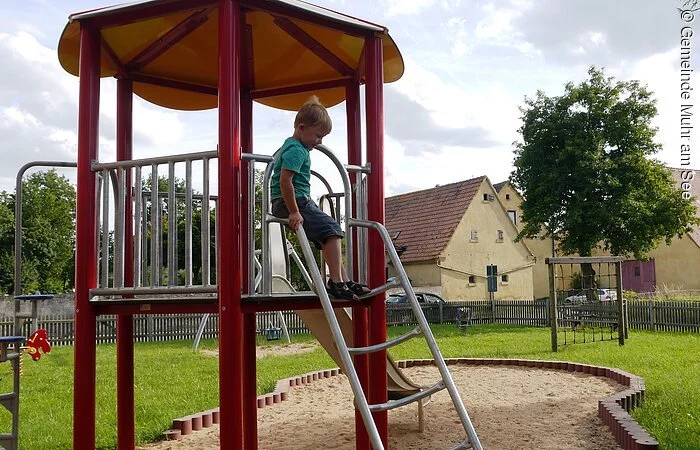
163,368,342,440
163,359,658,449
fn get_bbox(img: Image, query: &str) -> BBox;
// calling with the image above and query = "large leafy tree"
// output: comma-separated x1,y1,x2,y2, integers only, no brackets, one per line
512,67,699,290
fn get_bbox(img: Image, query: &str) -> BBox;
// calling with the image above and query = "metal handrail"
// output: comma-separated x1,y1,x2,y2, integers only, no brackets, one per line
349,218,482,450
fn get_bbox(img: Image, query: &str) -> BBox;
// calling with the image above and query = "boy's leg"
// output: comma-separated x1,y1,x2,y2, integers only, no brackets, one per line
322,236,344,282
322,237,370,295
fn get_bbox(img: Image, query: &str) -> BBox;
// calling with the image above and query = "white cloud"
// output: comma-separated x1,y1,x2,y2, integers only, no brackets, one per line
445,17,471,57
474,1,537,55
2,107,40,129
384,0,436,17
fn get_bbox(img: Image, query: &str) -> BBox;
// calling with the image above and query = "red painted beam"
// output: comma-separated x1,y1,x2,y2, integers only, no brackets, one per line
129,73,218,96
125,7,214,72
241,21,255,90
273,16,354,77
241,298,365,313
364,36,388,450
241,89,258,450
251,78,350,99
73,24,101,450
347,82,370,450
116,78,135,450
93,298,366,315
100,37,129,79
94,303,218,315
217,1,245,448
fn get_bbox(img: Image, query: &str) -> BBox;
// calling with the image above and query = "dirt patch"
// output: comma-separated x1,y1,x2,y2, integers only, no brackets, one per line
200,342,319,360
138,365,622,449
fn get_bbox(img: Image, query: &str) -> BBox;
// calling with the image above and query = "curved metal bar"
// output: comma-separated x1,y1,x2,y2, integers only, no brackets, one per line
310,169,333,195
14,161,77,296
313,144,353,277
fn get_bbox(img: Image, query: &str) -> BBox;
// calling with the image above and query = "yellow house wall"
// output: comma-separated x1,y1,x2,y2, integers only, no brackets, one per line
648,235,700,290
439,180,535,300
497,184,553,299
388,262,440,287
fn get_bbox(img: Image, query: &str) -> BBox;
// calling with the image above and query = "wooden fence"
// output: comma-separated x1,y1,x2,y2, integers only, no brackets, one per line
1,299,698,346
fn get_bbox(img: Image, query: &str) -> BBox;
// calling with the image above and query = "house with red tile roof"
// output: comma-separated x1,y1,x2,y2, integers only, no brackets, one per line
385,176,535,300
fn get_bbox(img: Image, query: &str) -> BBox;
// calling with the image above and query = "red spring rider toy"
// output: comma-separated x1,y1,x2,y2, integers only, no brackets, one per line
25,329,51,361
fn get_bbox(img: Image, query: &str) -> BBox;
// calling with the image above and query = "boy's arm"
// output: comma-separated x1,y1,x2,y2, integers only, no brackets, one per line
280,168,303,230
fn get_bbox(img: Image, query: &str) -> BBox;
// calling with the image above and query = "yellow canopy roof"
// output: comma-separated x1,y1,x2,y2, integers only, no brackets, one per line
57,0,404,111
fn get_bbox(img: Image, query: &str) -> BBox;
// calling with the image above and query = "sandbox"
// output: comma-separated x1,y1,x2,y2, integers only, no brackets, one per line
138,361,642,449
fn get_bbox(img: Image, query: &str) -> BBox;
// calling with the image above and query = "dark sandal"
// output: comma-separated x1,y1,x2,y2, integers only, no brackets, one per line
346,281,371,295
326,280,359,300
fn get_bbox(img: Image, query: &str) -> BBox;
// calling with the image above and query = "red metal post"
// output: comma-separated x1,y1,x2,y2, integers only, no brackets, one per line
74,24,101,450
241,93,258,449
116,78,135,450
364,36,388,449
217,1,245,448
347,82,370,450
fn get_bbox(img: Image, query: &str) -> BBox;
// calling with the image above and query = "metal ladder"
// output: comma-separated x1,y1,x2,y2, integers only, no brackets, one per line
276,216,483,450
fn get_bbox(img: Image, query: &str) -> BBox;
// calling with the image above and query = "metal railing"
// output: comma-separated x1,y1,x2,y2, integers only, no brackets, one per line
91,151,218,299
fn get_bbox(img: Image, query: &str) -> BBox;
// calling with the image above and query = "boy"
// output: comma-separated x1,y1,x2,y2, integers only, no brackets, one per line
270,96,370,301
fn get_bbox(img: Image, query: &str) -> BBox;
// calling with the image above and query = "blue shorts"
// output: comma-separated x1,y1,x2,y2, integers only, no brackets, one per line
272,196,344,249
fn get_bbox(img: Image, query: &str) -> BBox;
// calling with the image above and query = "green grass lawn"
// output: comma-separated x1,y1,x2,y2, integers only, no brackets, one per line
0,325,698,449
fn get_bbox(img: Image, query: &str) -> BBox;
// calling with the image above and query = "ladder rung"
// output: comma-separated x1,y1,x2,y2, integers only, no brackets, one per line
449,438,474,450
369,380,444,412
348,327,422,355
357,277,401,299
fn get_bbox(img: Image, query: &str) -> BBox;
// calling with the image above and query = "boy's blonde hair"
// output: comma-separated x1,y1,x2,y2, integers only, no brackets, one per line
294,95,332,135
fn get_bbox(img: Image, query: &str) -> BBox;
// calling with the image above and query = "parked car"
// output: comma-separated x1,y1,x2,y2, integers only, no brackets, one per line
564,288,617,304
385,292,446,306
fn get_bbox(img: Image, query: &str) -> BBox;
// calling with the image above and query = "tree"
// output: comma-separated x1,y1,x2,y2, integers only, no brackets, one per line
0,194,15,293
0,170,77,293
512,67,700,291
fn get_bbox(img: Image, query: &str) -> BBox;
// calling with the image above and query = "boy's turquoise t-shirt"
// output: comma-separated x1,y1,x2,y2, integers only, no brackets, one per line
270,137,311,199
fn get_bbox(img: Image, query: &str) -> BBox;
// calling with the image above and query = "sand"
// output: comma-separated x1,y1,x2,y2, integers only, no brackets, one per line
138,364,622,449
200,343,320,360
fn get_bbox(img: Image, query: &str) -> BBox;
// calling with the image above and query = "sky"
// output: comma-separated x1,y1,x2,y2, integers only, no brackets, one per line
0,0,697,198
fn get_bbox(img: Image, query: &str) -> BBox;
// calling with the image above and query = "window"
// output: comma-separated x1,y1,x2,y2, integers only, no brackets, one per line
482,193,495,202
505,193,510,200
470,230,478,242
507,210,517,224
483,193,488,201
468,275,476,285
497,230,504,242
634,267,641,276
501,274,509,284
